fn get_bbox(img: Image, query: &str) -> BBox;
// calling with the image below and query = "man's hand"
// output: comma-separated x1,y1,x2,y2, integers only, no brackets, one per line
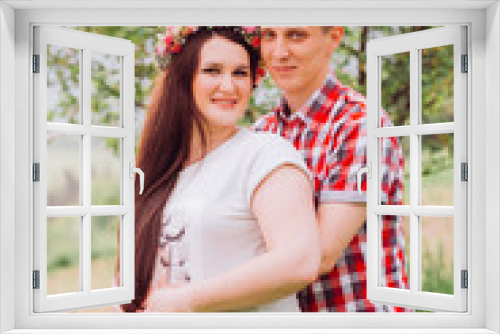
317,202,366,275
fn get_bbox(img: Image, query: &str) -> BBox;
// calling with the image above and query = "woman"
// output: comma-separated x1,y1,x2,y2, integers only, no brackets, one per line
120,26,319,312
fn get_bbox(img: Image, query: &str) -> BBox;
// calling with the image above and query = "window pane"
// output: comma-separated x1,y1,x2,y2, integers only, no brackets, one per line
47,217,80,295
421,216,454,294
91,137,121,206
91,51,121,127
379,215,410,290
421,45,454,124
380,136,409,205
47,44,80,124
421,133,454,206
91,216,120,291
380,52,410,127
47,133,80,206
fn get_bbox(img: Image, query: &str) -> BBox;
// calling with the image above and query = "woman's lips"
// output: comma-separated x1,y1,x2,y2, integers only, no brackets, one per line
211,98,237,109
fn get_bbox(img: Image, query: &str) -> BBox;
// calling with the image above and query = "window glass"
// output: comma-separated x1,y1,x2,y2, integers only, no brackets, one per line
91,51,122,127
47,44,81,124
91,137,121,206
47,134,81,206
47,217,81,295
421,133,454,206
421,45,454,124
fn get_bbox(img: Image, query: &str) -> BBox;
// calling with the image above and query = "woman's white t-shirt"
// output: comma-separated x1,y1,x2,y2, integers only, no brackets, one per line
158,127,312,312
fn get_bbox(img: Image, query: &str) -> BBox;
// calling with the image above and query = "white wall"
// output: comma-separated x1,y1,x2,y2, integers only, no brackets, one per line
1,3,496,331
485,2,500,333
0,2,16,333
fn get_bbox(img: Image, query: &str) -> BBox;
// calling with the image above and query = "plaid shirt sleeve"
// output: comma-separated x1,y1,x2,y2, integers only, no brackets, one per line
319,104,367,203
380,136,405,205
317,103,412,311
379,116,409,297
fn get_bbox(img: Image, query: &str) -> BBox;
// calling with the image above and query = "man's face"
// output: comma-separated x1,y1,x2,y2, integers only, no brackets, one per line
260,26,342,96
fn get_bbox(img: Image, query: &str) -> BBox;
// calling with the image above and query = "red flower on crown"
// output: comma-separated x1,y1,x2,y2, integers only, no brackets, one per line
155,26,263,76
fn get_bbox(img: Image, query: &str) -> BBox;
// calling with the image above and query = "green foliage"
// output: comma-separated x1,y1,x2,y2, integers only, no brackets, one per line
411,241,454,312
47,217,80,272
422,242,454,295
47,202,120,273
104,137,120,157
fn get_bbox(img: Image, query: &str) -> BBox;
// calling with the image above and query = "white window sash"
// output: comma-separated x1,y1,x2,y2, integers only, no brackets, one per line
366,25,468,312
32,26,136,312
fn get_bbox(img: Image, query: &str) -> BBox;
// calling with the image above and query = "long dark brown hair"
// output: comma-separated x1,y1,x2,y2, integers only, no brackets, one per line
120,27,260,312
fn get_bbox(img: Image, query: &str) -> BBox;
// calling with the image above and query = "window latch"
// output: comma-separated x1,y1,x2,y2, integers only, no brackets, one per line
357,162,372,195
129,161,144,195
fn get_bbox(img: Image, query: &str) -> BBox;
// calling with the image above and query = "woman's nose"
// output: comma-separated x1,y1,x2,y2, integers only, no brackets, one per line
219,73,235,91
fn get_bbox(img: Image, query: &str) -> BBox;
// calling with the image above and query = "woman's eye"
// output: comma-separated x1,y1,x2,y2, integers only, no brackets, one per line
234,70,249,77
202,68,219,74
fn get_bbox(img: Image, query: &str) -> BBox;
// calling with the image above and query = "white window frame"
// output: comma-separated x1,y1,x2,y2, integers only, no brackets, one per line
0,1,499,333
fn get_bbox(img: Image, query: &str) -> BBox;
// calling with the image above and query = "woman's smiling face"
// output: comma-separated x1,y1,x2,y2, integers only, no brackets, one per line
192,36,253,133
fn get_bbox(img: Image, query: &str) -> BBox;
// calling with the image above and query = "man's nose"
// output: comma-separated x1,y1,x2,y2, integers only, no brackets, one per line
273,36,289,59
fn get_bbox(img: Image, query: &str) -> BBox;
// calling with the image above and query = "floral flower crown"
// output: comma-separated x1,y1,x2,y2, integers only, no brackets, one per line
155,26,261,71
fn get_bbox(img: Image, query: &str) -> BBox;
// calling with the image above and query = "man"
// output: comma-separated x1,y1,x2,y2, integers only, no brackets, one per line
253,26,410,312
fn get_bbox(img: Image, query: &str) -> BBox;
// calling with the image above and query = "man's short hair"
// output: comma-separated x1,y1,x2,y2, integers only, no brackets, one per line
320,26,332,33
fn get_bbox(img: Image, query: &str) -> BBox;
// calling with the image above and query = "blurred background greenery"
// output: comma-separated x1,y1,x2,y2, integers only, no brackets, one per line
45,26,454,312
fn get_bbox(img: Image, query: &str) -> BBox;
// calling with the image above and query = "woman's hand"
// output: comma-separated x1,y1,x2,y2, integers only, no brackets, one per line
145,285,193,312
144,253,194,312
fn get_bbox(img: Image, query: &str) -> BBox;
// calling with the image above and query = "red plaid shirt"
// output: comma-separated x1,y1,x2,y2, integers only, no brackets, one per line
253,70,411,312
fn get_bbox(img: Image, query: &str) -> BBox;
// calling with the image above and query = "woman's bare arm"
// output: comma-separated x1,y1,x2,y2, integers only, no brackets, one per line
145,164,320,312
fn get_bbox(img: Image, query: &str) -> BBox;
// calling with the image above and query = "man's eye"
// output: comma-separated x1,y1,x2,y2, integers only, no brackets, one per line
289,31,305,40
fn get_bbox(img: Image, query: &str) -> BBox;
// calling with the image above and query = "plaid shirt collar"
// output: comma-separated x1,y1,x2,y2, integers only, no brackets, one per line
276,67,338,124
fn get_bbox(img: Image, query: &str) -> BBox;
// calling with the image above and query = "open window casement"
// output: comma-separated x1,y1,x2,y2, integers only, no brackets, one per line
365,26,467,312
33,26,138,312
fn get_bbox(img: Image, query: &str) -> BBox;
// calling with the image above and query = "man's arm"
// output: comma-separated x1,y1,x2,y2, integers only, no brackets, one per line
317,202,366,275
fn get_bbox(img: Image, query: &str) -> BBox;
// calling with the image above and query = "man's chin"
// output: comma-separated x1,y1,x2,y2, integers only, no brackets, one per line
279,83,303,96
272,78,298,92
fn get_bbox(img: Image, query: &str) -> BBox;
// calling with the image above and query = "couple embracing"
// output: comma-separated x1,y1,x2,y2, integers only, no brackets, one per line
120,26,410,313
